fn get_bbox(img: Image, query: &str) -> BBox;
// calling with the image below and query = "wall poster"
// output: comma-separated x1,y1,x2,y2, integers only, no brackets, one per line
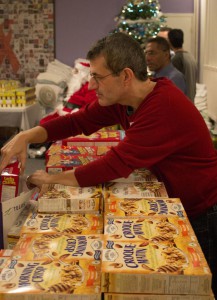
0,0,55,86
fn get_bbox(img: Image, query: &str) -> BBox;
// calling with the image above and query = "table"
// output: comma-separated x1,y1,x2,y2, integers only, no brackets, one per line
0,102,43,131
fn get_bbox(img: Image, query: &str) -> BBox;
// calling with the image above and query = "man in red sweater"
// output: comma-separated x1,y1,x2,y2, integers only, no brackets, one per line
0,33,217,294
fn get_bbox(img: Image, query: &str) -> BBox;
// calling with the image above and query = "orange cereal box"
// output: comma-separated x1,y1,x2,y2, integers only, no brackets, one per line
0,258,101,298
12,233,103,262
104,196,187,218
104,215,196,244
104,181,168,199
101,238,212,295
104,293,215,300
20,212,103,235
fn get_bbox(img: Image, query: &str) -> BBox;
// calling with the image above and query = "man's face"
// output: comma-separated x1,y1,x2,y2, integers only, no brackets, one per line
145,42,169,73
88,55,125,107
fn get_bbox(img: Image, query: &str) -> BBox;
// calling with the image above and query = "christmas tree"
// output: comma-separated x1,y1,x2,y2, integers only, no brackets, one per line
112,0,166,48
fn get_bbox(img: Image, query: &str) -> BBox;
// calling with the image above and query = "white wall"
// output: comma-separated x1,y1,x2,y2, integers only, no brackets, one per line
200,0,217,124
164,13,196,58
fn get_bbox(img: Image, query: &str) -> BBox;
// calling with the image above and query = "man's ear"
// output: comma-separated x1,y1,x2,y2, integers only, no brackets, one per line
122,68,134,85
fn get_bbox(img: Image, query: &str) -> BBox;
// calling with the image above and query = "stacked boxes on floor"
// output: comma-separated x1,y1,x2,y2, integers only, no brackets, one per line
0,129,214,299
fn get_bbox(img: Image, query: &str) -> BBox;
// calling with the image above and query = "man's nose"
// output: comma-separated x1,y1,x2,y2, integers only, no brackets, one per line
88,77,98,90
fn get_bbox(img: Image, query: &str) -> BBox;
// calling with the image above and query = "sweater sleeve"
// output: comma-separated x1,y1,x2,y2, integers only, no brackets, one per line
40,100,126,142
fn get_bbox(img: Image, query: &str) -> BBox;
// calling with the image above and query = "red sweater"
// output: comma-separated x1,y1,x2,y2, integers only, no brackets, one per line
41,78,217,217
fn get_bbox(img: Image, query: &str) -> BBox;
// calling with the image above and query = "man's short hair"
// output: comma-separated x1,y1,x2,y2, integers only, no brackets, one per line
87,32,148,81
168,29,184,48
146,36,170,52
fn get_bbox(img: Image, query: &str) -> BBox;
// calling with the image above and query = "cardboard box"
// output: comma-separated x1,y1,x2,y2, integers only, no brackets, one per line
46,154,99,173
104,293,215,300
104,196,186,218
0,258,101,298
7,200,38,249
20,212,104,235
38,184,103,213
61,130,125,146
12,233,103,262
104,215,196,244
104,181,168,199
0,161,20,203
46,144,110,157
0,190,34,249
101,238,212,295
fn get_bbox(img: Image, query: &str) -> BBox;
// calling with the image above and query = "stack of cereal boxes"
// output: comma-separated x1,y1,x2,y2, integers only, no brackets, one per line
45,129,125,173
0,153,214,298
102,180,213,299
0,161,21,248
0,184,105,299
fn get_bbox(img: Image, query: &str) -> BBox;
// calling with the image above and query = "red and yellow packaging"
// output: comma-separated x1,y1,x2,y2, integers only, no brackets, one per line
61,130,125,146
0,161,20,202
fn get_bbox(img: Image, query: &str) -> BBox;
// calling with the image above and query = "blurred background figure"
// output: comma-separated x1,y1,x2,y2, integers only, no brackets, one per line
168,29,197,103
157,26,172,40
145,36,186,95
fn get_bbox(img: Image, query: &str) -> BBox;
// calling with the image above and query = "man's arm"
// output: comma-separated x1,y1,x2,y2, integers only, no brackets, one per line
0,126,48,173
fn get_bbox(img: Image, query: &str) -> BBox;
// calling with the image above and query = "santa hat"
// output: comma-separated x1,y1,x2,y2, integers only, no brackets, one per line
74,58,90,74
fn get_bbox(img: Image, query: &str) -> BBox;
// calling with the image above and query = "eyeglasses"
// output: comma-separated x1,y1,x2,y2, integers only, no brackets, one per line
89,72,115,84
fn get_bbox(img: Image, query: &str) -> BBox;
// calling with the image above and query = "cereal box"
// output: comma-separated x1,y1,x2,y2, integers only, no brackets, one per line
0,258,101,298
104,293,215,300
46,154,100,173
104,181,168,199
104,215,196,244
62,130,125,146
112,168,158,183
104,196,187,218
0,161,20,203
101,238,212,295
38,184,103,213
38,197,101,214
7,200,38,249
12,233,103,262
20,212,103,235
46,144,110,157
0,249,13,271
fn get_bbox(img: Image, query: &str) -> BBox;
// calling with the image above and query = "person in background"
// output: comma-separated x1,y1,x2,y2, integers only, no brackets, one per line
168,28,197,103
157,26,172,40
0,32,216,296
145,36,187,95
157,26,175,58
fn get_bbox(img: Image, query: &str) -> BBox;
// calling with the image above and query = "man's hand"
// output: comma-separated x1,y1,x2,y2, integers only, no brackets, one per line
0,132,28,174
27,169,80,190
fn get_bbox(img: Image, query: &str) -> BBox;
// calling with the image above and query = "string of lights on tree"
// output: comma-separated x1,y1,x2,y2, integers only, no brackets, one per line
111,0,166,48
